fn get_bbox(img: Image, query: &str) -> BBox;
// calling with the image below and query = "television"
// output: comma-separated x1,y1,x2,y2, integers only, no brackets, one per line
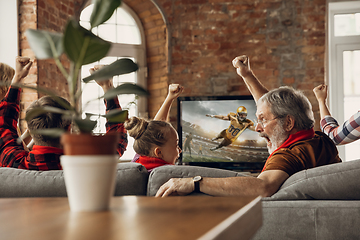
177,95,268,172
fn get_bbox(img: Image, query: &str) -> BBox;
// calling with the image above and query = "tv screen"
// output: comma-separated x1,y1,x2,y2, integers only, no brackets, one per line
177,95,268,172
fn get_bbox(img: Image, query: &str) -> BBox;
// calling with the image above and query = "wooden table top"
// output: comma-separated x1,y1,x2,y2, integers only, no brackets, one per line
0,196,262,240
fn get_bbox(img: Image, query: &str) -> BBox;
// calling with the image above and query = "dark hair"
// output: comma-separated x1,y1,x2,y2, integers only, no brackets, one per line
258,86,315,130
124,116,173,157
26,96,72,147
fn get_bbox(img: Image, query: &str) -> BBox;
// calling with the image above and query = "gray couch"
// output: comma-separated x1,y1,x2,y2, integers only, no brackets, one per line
1,160,360,239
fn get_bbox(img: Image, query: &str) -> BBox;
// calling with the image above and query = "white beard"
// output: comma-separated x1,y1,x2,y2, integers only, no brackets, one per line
265,122,289,154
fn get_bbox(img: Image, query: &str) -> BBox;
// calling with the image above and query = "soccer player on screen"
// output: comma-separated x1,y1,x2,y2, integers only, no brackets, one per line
206,106,256,151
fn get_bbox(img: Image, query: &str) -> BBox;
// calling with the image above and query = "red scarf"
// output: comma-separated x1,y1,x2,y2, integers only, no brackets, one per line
262,128,315,172
136,155,172,171
30,145,64,155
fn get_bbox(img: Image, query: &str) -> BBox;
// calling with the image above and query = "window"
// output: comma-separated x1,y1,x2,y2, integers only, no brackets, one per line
80,3,147,160
0,1,18,68
328,1,360,161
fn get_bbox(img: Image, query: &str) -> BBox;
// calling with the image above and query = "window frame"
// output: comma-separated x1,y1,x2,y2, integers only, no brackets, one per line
327,0,360,160
0,1,18,68
80,2,147,161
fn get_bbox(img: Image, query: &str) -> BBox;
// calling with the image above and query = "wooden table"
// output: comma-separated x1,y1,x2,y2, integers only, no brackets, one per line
0,196,262,240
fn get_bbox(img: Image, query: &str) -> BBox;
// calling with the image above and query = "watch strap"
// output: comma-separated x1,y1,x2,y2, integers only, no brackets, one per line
193,176,202,193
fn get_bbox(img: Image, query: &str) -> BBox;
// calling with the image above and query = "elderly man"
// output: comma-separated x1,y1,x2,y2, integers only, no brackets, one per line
155,55,341,198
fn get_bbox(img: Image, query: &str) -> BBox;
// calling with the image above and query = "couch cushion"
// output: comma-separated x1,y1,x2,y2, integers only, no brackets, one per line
114,162,149,196
0,162,148,197
269,159,360,200
147,165,249,196
0,167,66,197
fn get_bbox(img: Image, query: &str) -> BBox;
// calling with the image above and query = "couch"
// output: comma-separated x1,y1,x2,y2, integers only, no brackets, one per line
1,159,360,239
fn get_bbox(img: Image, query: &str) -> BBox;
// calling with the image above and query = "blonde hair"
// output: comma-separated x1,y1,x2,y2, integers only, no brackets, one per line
0,63,15,99
125,116,173,157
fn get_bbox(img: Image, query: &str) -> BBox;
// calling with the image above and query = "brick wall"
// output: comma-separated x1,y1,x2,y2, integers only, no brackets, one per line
122,0,169,119
157,0,326,128
122,0,327,128
18,0,86,131
18,0,327,130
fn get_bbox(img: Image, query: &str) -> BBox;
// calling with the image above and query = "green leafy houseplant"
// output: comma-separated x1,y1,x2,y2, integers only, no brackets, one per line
24,0,148,136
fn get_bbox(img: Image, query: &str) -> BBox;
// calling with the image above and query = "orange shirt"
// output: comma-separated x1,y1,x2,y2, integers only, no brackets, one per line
263,131,341,176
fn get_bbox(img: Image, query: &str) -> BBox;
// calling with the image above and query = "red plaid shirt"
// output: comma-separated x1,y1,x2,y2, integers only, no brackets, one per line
0,86,127,170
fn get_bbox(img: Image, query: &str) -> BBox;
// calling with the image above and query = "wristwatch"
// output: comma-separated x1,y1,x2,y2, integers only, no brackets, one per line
193,176,202,193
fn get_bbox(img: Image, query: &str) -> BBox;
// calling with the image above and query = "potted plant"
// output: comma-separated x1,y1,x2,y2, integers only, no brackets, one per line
24,0,148,212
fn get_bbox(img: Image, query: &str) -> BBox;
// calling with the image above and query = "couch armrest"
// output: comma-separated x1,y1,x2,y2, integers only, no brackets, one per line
147,165,249,196
270,159,360,200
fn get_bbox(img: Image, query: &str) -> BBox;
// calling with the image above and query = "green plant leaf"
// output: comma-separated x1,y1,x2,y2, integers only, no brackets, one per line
26,29,63,59
90,0,122,28
64,19,111,65
10,83,75,112
25,106,72,122
30,128,66,138
74,118,97,133
82,58,139,83
103,109,128,123
102,83,148,100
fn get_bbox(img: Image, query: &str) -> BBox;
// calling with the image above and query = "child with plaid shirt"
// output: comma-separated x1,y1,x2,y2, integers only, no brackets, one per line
0,58,127,170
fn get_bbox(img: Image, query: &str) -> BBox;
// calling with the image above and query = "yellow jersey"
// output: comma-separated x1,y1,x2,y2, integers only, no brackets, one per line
225,112,254,142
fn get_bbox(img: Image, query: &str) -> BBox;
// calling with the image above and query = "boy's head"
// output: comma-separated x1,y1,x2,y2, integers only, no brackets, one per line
26,96,71,148
0,62,15,99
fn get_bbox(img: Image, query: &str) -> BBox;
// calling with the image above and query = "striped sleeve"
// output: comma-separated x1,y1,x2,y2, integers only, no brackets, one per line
320,112,360,145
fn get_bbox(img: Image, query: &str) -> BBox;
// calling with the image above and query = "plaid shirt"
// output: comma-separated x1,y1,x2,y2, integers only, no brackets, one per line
0,86,127,170
320,112,360,145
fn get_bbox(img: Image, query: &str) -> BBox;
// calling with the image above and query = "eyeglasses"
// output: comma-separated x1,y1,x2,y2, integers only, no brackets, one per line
255,116,282,128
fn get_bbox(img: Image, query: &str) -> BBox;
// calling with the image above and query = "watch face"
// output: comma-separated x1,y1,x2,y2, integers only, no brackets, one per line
193,176,202,182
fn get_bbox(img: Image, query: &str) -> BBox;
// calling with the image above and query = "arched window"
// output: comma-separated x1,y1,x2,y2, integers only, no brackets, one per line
80,3,147,160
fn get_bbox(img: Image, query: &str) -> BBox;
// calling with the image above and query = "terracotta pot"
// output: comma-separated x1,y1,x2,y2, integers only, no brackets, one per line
61,133,119,155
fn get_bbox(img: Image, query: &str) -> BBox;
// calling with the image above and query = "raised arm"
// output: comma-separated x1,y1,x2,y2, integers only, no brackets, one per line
313,84,331,120
11,57,33,86
205,114,230,120
91,65,128,156
313,84,360,145
232,55,268,102
154,83,184,121
0,57,33,168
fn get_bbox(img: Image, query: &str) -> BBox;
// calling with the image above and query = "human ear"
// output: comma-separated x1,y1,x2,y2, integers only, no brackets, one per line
154,147,162,158
284,115,295,131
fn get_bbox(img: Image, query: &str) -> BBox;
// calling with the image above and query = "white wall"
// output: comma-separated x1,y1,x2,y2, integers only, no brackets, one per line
0,0,18,69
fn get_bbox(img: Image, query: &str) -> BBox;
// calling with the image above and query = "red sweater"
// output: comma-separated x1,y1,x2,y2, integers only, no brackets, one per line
136,155,172,172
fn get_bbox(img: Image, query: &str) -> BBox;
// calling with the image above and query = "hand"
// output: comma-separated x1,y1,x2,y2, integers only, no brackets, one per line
90,65,113,93
313,84,327,103
167,84,184,100
232,55,252,78
155,178,194,197
206,114,213,118
12,57,33,84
